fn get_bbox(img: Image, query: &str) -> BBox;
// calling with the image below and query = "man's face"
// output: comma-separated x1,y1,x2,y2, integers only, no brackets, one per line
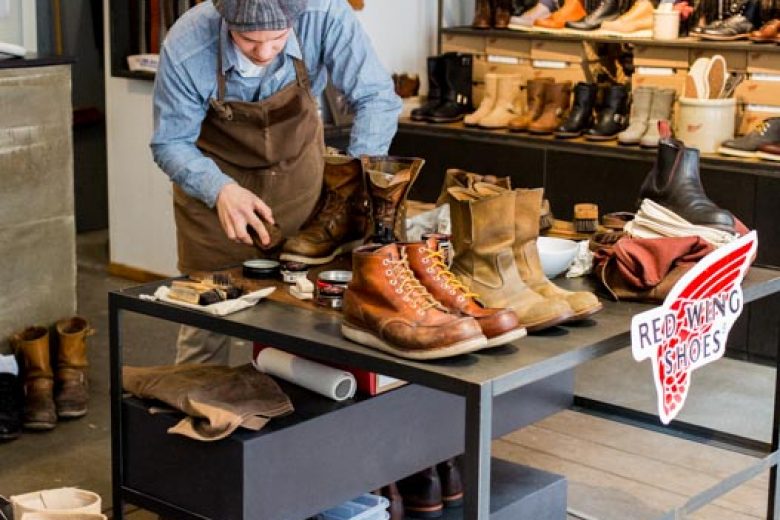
230,28,290,66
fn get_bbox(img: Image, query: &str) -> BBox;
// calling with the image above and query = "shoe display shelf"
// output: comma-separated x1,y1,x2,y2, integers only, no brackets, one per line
109,269,780,519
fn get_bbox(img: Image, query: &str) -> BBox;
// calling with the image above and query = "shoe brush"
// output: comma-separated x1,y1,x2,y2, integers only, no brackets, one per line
539,199,554,233
573,203,599,234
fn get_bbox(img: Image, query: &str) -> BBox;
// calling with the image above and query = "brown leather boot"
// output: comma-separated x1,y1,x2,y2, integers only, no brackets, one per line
437,458,464,509
342,243,488,360
398,467,443,518
494,0,513,28
12,326,56,430
281,154,369,264
447,185,573,331
508,77,553,132
406,238,526,347
381,483,405,520
528,82,572,135
55,316,94,418
472,0,492,28
435,168,512,206
363,156,424,244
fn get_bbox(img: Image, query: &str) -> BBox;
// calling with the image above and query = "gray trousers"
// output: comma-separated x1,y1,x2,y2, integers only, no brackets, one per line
175,326,231,365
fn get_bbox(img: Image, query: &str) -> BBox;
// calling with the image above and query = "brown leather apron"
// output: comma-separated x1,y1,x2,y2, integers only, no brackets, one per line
174,34,325,273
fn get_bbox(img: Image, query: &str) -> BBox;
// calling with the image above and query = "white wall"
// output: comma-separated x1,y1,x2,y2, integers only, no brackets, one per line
0,0,36,51
104,0,439,276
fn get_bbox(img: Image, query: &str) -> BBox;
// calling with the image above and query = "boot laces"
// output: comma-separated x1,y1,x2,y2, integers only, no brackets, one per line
383,252,441,314
422,249,479,303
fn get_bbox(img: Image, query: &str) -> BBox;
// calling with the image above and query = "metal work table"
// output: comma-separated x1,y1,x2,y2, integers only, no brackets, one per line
109,267,780,519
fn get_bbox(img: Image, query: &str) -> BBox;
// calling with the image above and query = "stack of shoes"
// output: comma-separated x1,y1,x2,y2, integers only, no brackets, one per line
528,81,573,135
465,73,524,129
749,19,780,42
566,0,620,30
411,53,474,124
398,459,464,518
509,0,560,29
693,0,759,40
719,117,780,158
473,0,514,29
618,87,676,147
534,0,587,29
600,0,654,37
684,55,727,100
584,84,629,141
555,82,597,138
508,77,554,132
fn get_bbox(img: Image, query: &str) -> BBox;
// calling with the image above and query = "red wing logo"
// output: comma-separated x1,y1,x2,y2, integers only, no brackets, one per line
631,231,757,424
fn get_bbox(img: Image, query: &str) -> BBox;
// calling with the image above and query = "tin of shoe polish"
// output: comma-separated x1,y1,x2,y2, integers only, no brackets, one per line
315,270,352,309
280,261,309,284
242,259,280,279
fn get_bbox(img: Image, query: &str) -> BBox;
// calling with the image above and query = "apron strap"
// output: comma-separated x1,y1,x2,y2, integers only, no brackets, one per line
216,30,227,102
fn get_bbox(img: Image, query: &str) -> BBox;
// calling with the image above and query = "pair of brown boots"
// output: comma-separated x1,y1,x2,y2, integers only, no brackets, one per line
280,155,424,265
10,317,93,430
509,78,573,135
440,170,602,331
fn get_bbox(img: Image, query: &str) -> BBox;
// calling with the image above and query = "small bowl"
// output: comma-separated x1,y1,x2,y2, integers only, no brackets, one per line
537,237,578,278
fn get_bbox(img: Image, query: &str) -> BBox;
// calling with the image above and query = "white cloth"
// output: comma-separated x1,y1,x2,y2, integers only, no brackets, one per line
141,286,275,316
405,203,451,242
254,348,357,402
625,199,738,248
0,354,18,376
566,240,594,278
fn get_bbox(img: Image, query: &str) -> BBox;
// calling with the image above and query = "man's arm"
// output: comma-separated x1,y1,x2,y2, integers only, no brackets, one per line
320,1,402,156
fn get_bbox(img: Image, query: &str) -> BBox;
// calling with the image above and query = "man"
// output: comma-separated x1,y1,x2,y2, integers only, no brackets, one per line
151,0,401,364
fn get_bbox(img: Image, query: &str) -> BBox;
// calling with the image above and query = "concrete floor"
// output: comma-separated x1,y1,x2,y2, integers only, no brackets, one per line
0,231,775,519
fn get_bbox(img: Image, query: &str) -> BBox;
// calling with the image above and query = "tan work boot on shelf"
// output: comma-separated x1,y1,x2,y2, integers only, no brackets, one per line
478,74,524,129
11,326,57,430
464,73,498,127
435,168,512,206
363,156,424,244
528,82,572,135
341,243,488,360
406,238,526,347
508,77,553,133
600,0,654,36
447,186,573,331
535,0,587,29
281,154,369,264
54,317,95,419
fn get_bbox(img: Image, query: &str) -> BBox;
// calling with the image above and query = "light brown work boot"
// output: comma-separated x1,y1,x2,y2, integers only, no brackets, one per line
363,156,424,244
447,186,573,331
11,326,57,430
600,0,654,35
478,74,524,129
435,168,512,206
464,73,498,127
280,154,369,264
528,82,572,135
341,243,488,360
508,77,553,133
406,238,526,347
54,317,94,419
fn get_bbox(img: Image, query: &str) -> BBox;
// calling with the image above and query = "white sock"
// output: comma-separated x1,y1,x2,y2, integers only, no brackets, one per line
0,354,19,376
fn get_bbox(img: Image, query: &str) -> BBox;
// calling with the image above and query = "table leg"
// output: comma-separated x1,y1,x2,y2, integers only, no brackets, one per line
769,331,780,520
109,296,125,520
464,382,493,520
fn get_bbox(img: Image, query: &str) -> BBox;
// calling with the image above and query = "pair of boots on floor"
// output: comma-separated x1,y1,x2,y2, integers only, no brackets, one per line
8,317,93,431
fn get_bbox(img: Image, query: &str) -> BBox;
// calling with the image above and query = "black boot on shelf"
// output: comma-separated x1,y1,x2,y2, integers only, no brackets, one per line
437,458,464,509
584,84,629,141
428,53,474,124
398,467,444,518
0,371,23,442
411,56,444,122
566,0,620,30
555,82,597,138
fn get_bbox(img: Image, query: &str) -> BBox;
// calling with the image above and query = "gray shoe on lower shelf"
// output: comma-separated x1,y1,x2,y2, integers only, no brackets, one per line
618,87,654,146
639,88,676,148
718,117,780,158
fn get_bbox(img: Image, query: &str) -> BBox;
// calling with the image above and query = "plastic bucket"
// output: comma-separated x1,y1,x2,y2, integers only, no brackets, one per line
676,97,736,153
653,11,680,40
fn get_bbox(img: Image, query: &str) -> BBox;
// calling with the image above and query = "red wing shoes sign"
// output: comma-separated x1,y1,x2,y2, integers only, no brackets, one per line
630,231,758,425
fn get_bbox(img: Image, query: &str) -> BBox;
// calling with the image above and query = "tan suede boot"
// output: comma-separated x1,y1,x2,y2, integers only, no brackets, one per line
363,156,424,243
447,186,573,331
508,77,553,132
435,168,512,206
464,73,498,127
55,317,94,418
528,82,572,135
11,326,57,430
478,74,524,129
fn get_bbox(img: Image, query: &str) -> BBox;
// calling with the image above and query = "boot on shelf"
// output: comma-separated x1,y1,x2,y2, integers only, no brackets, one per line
566,0,620,30
639,88,676,148
411,56,443,122
436,458,464,509
508,77,553,132
618,86,654,146
0,355,23,442
478,74,524,129
12,326,56,430
464,73,498,127
362,156,424,244
534,0,586,29
494,0,515,28
472,0,493,28
281,154,369,264
428,53,474,124
600,0,654,36
380,483,404,520
584,84,629,141
54,317,94,418
447,184,573,331
509,0,558,29
435,168,512,206
398,467,444,519
528,81,572,135
555,82,597,138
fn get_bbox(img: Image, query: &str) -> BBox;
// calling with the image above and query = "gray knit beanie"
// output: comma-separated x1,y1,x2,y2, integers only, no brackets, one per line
213,0,306,31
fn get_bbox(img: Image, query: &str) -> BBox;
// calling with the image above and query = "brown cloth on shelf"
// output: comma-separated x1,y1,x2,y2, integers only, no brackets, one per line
594,236,714,303
122,364,293,441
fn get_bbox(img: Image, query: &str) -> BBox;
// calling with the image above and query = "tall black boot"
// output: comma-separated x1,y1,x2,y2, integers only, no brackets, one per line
566,0,620,30
639,136,736,232
585,84,628,141
411,56,444,122
555,82,597,138
428,53,474,124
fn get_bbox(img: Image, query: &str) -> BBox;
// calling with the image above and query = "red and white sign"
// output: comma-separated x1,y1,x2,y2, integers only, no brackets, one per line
631,231,758,424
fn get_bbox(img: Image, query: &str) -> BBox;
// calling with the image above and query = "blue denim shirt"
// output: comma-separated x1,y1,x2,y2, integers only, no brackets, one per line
151,0,402,207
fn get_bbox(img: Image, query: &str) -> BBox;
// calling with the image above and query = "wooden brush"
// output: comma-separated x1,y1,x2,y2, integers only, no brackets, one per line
573,203,599,234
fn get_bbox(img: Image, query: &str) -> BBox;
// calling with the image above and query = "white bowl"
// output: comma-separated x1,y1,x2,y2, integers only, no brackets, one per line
537,237,578,278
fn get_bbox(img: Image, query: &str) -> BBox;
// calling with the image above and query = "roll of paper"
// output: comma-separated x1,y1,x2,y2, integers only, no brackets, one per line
254,348,356,402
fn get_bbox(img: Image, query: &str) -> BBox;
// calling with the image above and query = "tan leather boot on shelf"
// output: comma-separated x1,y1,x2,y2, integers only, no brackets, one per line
464,73,498,127
11,326,57,430
600,0,654,35
447,186,573,331
528,82,572,135
478,74,524,129
534,0,587,29
363,156,424,244
508,77,553,133
472,0,492,29
341,243,488,360
54,317,95,419
281,154,369,264
406,238,526,347
435,168,512,206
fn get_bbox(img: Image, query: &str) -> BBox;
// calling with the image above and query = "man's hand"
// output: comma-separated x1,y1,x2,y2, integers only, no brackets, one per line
215,183,275,246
